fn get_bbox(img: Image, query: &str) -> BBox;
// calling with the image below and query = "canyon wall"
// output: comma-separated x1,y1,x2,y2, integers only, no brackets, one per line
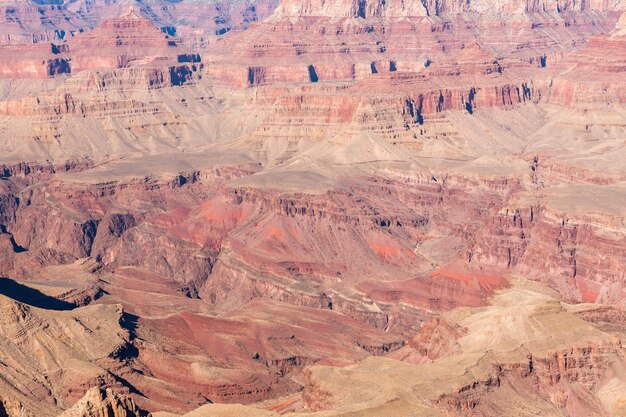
0,2,624,417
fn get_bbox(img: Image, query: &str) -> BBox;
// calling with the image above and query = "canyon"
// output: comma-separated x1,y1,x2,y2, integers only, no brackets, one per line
0,0,625,416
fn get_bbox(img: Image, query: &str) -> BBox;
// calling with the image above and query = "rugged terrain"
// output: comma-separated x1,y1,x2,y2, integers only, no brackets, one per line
0,0,625,416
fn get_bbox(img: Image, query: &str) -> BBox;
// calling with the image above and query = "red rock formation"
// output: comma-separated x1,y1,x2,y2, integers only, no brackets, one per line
0,1,624,416
438,340,626,417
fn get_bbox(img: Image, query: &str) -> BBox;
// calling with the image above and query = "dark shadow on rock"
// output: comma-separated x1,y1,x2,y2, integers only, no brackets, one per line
0,225,27,253
0,400,8,417
113,373,146,397
0,277,75,310
308,65,319,82
121,312,140,339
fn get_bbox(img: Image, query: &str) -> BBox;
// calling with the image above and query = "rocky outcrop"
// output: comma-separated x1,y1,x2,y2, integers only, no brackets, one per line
0,293,135,417
58,388,150,417
407,317,465,360
438,340,626,416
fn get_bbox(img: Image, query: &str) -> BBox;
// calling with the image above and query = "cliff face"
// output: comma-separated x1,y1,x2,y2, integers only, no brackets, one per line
0,161,623,328
274,0,625,18
287,283,626,417
0,1,624,417
0,9,202,79
0,0,279,47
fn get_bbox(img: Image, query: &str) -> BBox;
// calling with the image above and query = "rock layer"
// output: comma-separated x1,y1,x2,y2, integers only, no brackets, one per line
0,1,624,417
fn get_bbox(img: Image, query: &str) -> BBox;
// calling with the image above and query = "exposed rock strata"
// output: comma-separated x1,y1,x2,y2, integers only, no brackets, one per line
0,2,624,417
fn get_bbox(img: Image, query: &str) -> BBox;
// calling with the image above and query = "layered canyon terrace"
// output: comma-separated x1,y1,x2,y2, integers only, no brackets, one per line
0,0,625,416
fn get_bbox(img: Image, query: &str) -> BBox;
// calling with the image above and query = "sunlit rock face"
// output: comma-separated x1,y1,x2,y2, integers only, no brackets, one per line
0,0,624,416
